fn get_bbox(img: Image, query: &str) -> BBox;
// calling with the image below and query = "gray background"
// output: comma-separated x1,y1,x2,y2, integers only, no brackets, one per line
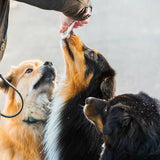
0,0,160,110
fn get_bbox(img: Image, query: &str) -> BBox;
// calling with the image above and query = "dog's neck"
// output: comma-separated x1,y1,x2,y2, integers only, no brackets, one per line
59,78,104,104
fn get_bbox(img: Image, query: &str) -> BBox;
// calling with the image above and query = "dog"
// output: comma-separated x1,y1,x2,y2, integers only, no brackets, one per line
84,92,160,160
44,33,116,160
0,60,56,160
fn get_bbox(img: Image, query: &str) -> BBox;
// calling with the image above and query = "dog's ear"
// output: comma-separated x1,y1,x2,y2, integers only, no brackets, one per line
0,74,13,93
100,76,116,100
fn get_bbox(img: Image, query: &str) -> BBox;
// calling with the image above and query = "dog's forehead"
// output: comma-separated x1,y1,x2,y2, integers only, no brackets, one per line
19,60,43,67
82,42,99,55
70,35,99,55
7,60,43,76
14,60,43,70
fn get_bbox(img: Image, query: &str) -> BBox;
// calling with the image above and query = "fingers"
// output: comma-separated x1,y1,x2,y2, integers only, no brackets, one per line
73,19,89,28
59,13,90,33
59,13,74,33
59,24,68,33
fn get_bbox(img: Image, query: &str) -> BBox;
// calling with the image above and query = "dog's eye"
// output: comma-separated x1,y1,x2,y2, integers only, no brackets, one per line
88,51,98,61
104,108,107,112
89,51,94,58
25,68,33,74
104,107,108,114
84,50,98,61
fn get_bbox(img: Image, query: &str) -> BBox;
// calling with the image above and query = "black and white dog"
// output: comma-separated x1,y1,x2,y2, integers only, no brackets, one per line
44,34,115,160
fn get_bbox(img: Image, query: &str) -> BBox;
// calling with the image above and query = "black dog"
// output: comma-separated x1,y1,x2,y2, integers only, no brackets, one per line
84,92,160,160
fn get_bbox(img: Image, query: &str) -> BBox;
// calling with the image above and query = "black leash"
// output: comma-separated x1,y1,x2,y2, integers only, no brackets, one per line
0,74,24,118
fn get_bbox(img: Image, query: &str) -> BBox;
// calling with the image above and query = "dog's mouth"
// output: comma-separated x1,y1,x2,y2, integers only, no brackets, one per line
61,33,86,60
63,38,74,60
61,32,77,59
33,66,56,90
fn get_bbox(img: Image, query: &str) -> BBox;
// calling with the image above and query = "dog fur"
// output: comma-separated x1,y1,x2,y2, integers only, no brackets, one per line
44,34,116,160
84,92,160,160
0,60,56,160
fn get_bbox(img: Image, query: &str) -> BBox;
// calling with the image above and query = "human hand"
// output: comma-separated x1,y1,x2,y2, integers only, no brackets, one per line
59,13,89,33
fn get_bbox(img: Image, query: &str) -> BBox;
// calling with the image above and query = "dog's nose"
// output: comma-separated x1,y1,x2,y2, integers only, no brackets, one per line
44,61,53,66
85,97,94,104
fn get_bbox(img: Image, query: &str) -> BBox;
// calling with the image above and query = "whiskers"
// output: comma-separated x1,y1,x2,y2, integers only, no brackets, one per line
78,104,84,108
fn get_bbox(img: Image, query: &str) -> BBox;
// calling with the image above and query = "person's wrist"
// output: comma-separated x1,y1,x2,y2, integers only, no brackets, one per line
61,0,92,21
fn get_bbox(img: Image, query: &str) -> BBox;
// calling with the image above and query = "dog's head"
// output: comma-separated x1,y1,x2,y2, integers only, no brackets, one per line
84,93,160,158
61,34,115,101
0,60,56,126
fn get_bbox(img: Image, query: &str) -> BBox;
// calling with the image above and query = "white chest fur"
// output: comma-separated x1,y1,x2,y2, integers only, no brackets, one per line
44,95,64,160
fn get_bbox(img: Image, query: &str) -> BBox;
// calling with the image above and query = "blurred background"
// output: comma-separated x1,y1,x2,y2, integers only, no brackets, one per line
0,0,160,111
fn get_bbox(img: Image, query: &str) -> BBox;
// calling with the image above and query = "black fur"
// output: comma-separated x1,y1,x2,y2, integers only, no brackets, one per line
86,93,160,160
57,50,115,160
58,91,103,160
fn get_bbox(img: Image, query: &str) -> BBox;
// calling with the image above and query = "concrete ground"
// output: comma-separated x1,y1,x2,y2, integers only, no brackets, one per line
0,0,160,110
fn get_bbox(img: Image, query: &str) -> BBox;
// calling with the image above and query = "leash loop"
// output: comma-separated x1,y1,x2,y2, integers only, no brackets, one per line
0,74,24,118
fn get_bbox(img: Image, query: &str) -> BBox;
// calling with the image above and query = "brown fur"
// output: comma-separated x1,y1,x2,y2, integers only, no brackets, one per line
0,60,55,160
60,35,93,101
84,103,103,133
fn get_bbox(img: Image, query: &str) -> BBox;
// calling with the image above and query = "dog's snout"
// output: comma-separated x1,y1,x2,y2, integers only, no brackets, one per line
85,97,109,113
44,61,53,66
85,97,94,104
42,61,55,78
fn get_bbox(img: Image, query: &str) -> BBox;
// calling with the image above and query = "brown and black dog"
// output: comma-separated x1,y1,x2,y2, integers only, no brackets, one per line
44,34,116,160
84,92,160,160
0,60,56,160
